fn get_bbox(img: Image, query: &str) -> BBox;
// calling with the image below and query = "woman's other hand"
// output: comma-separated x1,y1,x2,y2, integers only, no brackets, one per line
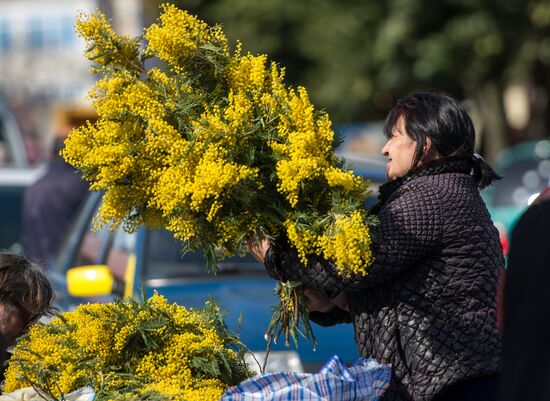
247,237,270,263
303,287,350,313
303,286,335,313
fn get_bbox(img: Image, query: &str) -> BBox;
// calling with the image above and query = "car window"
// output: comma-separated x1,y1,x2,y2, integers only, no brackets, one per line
75,224,108,266
75,221,135,281
143,229,264,280
106,229,135,280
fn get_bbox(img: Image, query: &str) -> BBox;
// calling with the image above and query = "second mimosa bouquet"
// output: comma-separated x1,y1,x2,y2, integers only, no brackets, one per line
3,294,252,400
63,4,377,348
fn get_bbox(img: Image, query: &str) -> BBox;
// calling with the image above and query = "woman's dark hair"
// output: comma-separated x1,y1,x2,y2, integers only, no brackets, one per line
0,251,55,318
383,91,501,188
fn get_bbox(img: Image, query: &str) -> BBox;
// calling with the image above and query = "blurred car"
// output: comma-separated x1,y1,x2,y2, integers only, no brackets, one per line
335,121,386,160
335,121,387,207
482,139,550,256
0,98,28,167
342,153,387,206
0,166,44,251
50,156,387,374
0,99,37,251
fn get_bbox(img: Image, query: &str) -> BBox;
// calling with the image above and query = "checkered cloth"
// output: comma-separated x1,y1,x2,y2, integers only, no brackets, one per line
221,355,391,401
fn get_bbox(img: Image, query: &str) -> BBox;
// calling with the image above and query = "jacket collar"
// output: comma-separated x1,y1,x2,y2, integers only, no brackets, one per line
372,157,472,214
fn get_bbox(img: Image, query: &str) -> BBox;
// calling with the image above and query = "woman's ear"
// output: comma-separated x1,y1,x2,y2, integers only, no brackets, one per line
423,137,433,155
422,137,440,162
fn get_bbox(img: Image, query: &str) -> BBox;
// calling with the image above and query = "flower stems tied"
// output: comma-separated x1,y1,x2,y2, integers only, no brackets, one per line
265,282,317,353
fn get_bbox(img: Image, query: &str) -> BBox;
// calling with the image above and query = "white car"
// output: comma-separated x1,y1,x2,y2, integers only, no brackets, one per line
0,98,28,167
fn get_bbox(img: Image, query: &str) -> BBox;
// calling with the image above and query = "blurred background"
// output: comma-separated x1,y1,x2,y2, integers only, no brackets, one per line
1,0,550,162
2,0,550,247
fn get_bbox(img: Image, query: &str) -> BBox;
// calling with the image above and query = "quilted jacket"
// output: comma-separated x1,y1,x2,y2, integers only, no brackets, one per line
264,159,504,401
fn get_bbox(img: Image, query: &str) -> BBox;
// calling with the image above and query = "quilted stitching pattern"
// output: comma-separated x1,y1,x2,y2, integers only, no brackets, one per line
265,162,503,401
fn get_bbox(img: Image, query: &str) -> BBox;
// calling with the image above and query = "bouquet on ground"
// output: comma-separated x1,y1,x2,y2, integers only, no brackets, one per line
3,294,252,400
63,4,377,348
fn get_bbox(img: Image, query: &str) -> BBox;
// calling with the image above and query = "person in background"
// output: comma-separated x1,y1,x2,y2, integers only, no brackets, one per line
0,251,55,383
20,127,89,265
501,185,550,401
249,92,504,401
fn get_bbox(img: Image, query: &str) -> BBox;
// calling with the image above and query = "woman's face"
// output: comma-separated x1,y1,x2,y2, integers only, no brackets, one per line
381,115,418,180
0,302,37,347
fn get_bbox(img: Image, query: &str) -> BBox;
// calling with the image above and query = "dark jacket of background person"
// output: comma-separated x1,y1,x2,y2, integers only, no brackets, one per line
501,188,550,401
21,138,89,265
265,158,504,401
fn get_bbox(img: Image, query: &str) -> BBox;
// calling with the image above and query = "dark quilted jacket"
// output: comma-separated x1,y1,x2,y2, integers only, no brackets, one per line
265,159,503,401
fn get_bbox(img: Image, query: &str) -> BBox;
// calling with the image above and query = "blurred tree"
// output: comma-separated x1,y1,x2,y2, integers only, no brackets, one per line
143,0,549,157
511,2,550,141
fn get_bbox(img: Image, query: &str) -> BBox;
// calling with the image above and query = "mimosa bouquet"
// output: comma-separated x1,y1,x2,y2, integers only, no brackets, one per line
63,4,377,348
3,294,252,401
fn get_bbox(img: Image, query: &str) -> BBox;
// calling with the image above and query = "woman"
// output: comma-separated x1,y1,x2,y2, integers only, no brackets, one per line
249,92,504,401
0,251,55,383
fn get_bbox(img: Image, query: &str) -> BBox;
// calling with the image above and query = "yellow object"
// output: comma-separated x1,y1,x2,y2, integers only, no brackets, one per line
123,254,136,299
67,265,114,297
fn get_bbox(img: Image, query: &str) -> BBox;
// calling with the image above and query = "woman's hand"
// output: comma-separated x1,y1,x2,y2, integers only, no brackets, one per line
331,291,350,312
303,287,335,313
247,237,270,263
303,287,350,313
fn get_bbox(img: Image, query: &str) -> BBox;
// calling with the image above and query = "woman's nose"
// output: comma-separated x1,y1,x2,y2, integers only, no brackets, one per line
381,142,389,156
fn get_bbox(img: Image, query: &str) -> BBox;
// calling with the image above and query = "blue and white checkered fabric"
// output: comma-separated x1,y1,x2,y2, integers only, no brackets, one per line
221,355,391,401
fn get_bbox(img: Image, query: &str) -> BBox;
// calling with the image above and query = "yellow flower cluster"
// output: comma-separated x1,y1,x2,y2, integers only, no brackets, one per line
284,219,317,266
75,11,139,69
4,294,251,400
324,166,365,192
227,54,269,94
145,3,229,73
284,211,373,277
318,211,374,277
154,144,258,222
267,88,335,207
64,4,375,277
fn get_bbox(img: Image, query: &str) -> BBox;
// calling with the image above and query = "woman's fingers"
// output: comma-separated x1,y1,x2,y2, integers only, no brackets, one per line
247,237,270,263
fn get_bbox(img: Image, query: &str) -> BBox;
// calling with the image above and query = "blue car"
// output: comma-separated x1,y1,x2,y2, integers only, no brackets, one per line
50,156,386,373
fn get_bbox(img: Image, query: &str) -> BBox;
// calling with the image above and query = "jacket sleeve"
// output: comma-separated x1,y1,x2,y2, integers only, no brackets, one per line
265,181,443,292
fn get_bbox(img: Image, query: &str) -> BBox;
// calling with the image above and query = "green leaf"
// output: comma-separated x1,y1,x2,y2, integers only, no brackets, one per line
203,244,220,275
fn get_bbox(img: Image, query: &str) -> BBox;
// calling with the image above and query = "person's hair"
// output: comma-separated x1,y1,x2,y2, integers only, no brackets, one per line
0,251,55,318
383,91,501,188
